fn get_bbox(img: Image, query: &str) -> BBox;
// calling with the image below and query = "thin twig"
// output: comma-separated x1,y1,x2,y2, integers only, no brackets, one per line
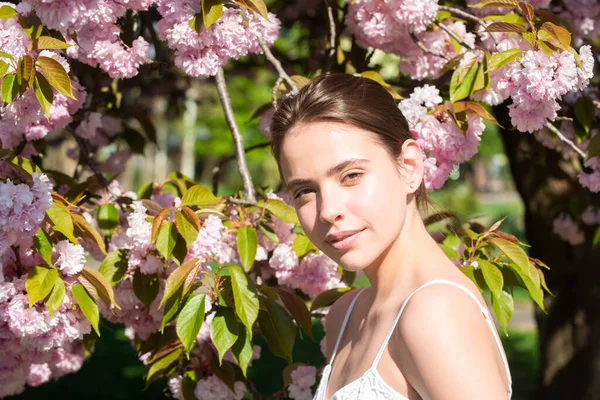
212,142,271,195
438,5,499,47
410,32,448,59
256,35,298,94
545,122,587,159
215,67,257,204
439,5,487,29
325,0,337,71
228,197,259,206
594,100,600,111
435,21,475,51
272,76,284,109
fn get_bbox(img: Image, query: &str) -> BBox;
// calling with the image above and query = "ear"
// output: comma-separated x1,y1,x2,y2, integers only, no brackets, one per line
399,139,424,194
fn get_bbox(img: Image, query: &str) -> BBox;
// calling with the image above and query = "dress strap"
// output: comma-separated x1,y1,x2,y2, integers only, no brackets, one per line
371,279,513,393
329,287,367,365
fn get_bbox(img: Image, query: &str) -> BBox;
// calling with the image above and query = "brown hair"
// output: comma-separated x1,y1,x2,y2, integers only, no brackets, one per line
269,73,428,211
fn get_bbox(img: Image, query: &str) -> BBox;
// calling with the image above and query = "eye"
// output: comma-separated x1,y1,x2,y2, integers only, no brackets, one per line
342,171,363,183
293,187,315,200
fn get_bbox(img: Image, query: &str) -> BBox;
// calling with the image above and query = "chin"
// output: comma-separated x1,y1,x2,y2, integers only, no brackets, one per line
335,251,373,272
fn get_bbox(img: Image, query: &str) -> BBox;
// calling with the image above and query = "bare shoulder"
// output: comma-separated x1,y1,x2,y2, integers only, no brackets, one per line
393,281,509,399
323,288,365,361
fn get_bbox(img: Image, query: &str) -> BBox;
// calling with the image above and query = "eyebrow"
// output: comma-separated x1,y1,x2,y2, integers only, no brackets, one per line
286,158,371,190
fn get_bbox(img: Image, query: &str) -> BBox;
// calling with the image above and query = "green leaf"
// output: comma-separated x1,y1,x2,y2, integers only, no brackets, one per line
175,207,200,247
292,234,316,258
274,287,313,339
258,198,299,225
151,207,170,245
236,0,270,21
258,298,296,363
359,71,402,99
540,22,571,48
181,185,218,207
210,308,240,364
450,61,479,102
0,60,8,78
258,224,279,244
176,294,206,358
2,73,17,104
17,55,34,94
97,203,119,236
47,201,78,243
145,347,183,387
491,290,514,335
30,36,72,51
484,21,526,32
469,0,519,9
593,226,600,248
0,5,17,19
0,51,14,61
231,326,253,377
512,262,545,310
98,249,129,286
478,259,504,299
202,0,223,29
160,258,200,309
72,283,100,335
33,71,53,118
161,286,185,331
79,266,120,310
229,266,259,337
588,132,600,159
37,56,75,99
489,48,522,70
72,213,107,255
133,270,160,309
237,226,258,272
33,228,53,266
574,96,595,135
8,156,40,176
26,265,59,307
310,287,352,311
490,238,529,275
46,276,66,317
157,221,177,259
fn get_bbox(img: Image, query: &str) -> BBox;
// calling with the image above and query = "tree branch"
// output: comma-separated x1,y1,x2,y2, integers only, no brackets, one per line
545,122,587,159
438,5,499,47
272,76,284,109
435,21,475,51
325,0,337,71
410,32,448,59
215,67,257,204
256,35,298,94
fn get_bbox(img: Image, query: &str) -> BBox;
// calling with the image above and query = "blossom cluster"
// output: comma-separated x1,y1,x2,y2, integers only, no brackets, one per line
472,37,594,133
552,213,585,245
288,365,318,400
0,246,90,398
18,0,151,79
156,0,280,77
399,85,485,190
0,172,53,259
263,194,345,297
345,0,476,80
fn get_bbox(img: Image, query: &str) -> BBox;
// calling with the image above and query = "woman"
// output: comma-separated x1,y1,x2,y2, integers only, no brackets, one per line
269,74,512,399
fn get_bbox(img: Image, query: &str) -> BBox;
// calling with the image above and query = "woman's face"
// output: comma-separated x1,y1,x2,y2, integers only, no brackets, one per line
279,121,413,271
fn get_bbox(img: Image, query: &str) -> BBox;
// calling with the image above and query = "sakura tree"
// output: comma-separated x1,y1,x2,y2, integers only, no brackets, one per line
0,0,597,399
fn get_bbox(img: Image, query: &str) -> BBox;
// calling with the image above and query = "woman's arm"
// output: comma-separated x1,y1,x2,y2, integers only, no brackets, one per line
392,284,510,400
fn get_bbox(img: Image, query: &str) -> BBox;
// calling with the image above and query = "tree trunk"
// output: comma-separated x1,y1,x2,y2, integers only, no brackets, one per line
496,105,600,399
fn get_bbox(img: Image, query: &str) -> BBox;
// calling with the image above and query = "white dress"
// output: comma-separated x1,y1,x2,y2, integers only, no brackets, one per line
313,279,513,400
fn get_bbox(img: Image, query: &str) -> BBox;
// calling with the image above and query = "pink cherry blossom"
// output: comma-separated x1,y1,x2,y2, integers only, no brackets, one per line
53,241,86,276
288,365,317,400
552,213,585,245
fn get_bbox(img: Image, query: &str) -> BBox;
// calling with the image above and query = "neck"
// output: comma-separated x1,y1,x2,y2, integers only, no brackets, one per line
363,206,437,303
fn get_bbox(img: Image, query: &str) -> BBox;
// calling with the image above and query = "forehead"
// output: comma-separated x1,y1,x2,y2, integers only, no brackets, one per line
278,121,389,181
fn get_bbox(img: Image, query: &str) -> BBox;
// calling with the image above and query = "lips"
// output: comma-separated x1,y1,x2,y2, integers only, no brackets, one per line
325,229,364,251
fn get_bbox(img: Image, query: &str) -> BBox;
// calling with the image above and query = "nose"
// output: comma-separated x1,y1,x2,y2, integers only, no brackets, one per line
318,186,344,224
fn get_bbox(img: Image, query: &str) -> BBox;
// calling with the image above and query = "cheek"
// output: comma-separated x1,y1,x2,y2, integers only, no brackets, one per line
351,170,406,228
296,204,319,238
